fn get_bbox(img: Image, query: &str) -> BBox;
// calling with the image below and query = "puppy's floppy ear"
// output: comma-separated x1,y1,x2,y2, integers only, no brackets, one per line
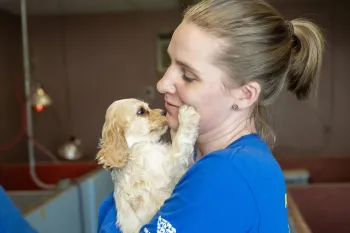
96,119,129,170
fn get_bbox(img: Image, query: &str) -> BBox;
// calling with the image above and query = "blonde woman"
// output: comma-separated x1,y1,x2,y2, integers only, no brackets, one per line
98,0,324,232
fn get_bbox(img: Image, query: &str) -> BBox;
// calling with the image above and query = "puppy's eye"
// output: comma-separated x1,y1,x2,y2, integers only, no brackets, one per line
137,107,146,115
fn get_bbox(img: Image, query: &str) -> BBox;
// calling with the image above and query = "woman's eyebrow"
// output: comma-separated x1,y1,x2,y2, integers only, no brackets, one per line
175,60,201,76
167,48,201,76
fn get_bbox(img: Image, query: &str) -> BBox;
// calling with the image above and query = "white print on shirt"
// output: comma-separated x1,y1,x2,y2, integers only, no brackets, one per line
157,215,177,233
285,193,288,208
143,228,150,233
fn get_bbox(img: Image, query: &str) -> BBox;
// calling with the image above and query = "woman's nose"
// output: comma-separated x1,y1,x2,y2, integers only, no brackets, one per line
157,70,176,94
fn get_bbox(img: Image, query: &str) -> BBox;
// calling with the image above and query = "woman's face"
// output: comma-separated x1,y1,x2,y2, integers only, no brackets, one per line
157,21,235,134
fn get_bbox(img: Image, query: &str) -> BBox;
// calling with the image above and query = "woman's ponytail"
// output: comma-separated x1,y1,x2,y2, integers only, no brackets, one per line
287,18,325,100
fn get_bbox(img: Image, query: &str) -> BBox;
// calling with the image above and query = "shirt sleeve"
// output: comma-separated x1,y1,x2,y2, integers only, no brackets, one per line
0,186,38,233
140,155,258,233
97,192,123,233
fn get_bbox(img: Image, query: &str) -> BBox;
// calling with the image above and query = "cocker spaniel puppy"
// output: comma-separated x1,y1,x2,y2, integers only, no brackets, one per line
96,98,200,233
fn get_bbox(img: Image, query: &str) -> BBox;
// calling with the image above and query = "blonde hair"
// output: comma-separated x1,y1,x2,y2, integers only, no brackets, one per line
184,0,325,144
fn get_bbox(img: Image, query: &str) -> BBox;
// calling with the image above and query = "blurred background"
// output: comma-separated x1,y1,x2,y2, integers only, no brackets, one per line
0,0,349,232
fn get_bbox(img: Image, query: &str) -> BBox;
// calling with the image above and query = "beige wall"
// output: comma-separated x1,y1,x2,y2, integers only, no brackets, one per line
271,1,350,156
1,10,181,162
0,0,349,162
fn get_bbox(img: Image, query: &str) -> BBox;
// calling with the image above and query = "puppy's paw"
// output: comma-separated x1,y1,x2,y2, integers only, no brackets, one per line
178,105,200,128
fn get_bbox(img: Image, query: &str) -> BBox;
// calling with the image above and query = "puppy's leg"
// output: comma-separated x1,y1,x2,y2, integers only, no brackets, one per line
115,190,143,233
166,105,200,179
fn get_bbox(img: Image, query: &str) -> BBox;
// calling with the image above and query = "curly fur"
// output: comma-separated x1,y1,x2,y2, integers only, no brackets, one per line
96,98,200,233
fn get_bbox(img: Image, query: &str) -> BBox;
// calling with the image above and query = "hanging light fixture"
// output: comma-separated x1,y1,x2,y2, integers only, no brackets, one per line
57,136,83,160
56,0,83,161
31,82,52,112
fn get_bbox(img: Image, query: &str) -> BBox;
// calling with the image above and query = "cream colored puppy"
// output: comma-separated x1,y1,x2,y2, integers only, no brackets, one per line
96,98,199,233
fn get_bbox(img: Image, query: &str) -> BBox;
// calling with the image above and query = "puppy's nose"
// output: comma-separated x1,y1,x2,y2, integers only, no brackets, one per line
161,110,166,116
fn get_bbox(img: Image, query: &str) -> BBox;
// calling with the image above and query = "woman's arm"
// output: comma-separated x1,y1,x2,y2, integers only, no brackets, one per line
0,186,38,233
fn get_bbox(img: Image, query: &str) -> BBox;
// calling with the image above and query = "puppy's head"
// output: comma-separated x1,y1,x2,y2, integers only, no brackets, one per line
96,98,168,170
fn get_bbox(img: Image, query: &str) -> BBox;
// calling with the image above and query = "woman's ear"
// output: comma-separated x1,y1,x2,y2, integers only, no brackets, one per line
233,81,261,109
96,119,129,170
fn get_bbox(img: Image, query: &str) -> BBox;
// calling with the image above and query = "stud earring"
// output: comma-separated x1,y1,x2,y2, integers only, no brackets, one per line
232,104,239,111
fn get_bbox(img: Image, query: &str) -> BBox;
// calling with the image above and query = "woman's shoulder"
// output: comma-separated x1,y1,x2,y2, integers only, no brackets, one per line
189,133,286,197
199,133,284,180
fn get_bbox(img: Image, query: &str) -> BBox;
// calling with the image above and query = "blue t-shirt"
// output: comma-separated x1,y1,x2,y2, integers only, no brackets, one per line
97,134,290,233
0,186,38,233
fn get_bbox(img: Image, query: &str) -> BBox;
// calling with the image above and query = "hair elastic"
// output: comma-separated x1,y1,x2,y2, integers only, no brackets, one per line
285,20,294,36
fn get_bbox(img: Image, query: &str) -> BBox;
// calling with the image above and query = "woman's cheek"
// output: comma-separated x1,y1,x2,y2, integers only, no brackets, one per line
177,86,194,107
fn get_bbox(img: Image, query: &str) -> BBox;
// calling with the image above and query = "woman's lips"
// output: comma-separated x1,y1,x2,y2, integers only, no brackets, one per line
165,101,179,112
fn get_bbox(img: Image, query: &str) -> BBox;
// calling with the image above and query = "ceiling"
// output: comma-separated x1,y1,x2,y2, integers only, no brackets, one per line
0,0,197,15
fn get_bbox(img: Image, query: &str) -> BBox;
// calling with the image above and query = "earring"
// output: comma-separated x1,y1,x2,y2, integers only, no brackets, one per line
232,104,239,111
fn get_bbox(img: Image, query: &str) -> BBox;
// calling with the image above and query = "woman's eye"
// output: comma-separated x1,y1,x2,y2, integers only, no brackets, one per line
137,107,146,115
182,75,193,83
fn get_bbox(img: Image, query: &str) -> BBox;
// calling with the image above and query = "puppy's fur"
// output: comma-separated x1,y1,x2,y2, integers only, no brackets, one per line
96,98,200,233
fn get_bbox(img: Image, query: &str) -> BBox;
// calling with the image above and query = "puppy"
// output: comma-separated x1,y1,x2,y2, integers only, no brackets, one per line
96,98,200,233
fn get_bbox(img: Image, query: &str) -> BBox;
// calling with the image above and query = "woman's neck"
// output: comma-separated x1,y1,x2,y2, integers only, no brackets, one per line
195,114,255,161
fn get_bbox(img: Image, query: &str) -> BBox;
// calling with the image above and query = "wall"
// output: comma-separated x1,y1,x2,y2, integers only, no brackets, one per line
0,10,26,162
27,11,181,161
269,0,350,156
330,0,350,155
0,0,349,162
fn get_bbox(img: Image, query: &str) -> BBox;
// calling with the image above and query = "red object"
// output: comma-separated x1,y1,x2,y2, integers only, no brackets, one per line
33,105,44,112
0,162,99,191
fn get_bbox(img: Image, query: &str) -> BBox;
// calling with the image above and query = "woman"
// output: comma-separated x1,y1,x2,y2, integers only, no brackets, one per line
98,0,325,232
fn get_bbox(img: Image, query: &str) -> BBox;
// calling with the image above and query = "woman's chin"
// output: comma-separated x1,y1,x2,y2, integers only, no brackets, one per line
166,113,179,131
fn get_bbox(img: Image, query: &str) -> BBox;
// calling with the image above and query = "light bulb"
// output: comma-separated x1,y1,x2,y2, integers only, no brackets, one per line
31,83,52,111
